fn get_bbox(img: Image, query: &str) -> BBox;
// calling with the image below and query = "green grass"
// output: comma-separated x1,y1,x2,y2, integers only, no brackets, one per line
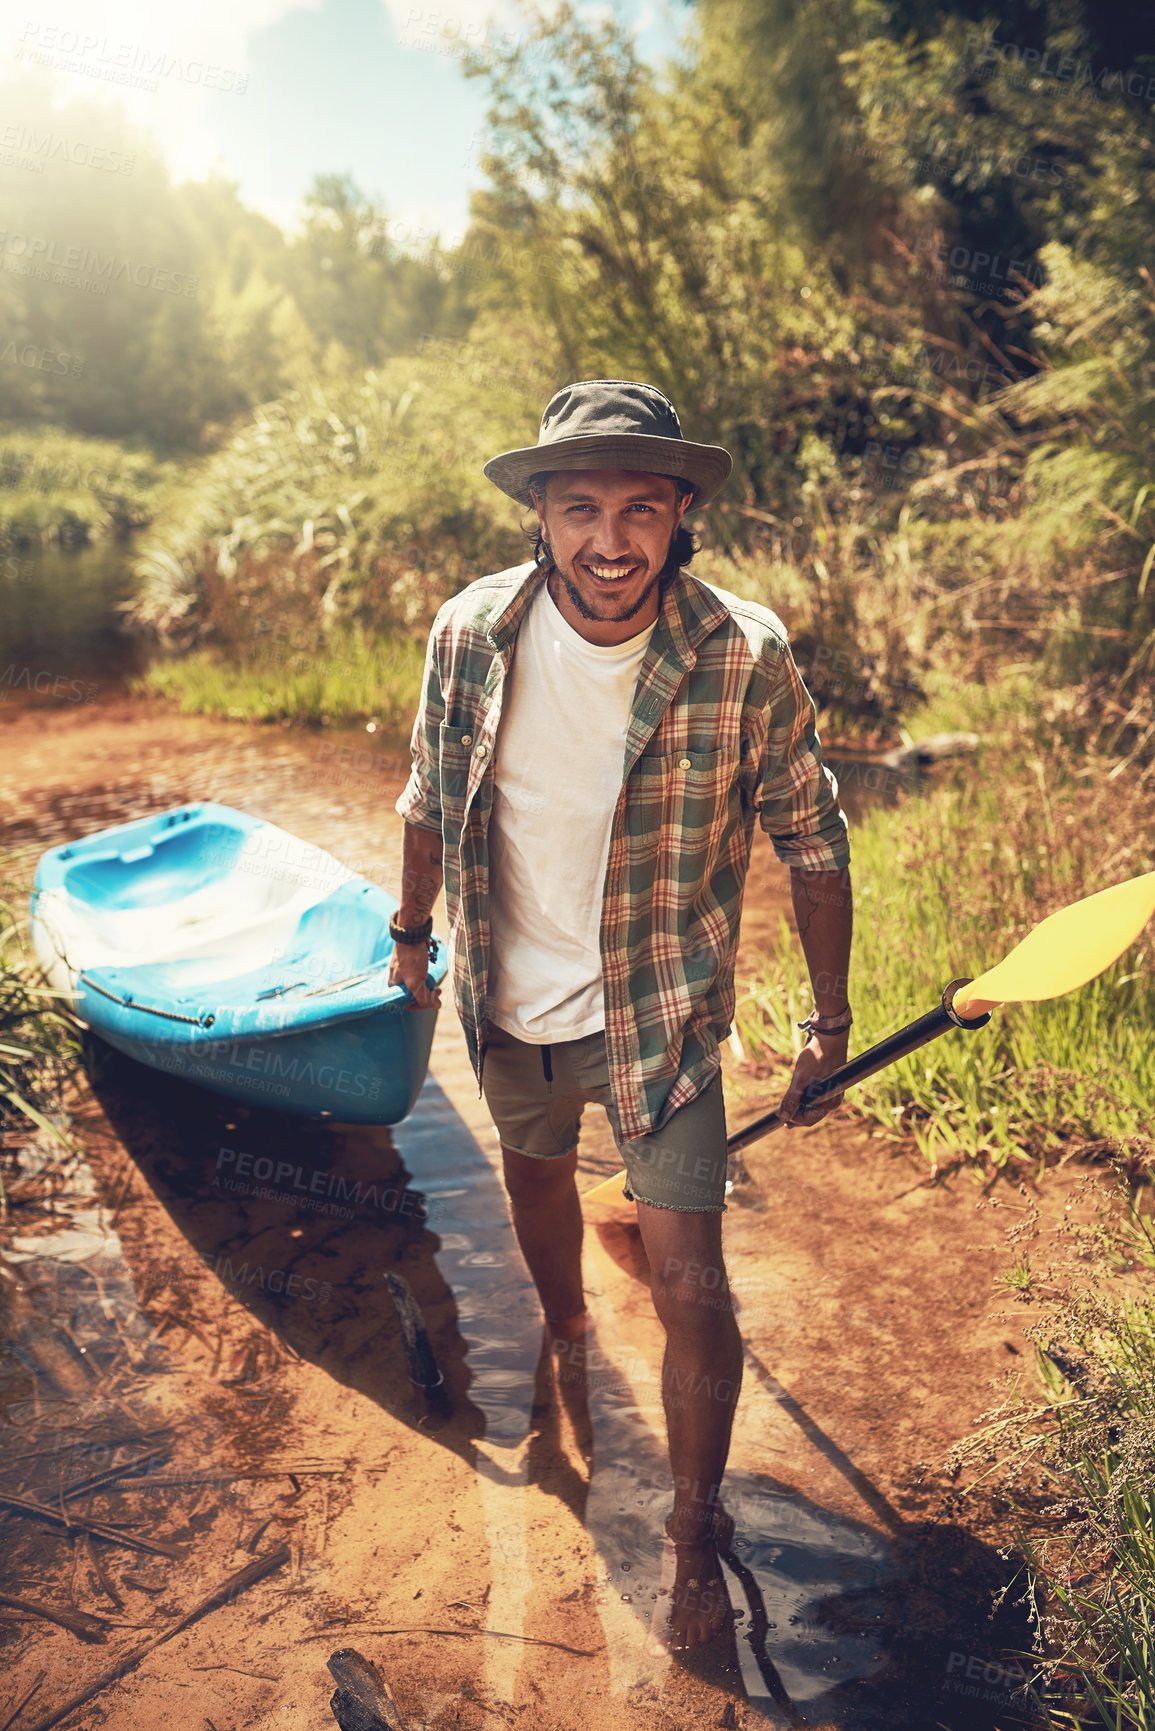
736,733,1155,1176
0,879,83,1190
134,626,427,729
954,1238,1155,1729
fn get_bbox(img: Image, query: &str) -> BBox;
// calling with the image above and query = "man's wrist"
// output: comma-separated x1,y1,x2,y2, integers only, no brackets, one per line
798,1003,852,1036
389,911,434,947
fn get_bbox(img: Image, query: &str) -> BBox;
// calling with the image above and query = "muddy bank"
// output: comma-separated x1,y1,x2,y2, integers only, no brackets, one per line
0,695,1055,1730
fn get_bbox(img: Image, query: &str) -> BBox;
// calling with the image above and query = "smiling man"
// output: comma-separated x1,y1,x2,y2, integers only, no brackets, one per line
390,379,854,1652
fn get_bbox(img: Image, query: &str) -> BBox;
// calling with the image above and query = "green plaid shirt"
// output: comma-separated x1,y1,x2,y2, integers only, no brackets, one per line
397,559,850,1140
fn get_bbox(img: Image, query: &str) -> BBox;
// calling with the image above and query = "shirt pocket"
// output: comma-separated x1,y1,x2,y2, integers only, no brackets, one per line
626,746,731,852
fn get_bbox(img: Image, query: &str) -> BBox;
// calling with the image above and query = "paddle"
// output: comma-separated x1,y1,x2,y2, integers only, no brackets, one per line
582,869,1155,1206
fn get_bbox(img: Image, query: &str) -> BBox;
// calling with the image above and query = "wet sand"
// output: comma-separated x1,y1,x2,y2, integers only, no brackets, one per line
0,695,1054,1730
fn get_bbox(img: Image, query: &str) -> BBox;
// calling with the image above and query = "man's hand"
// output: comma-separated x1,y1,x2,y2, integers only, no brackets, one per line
777,1031,848,1128
387,940,442,1011
391,820,445,1012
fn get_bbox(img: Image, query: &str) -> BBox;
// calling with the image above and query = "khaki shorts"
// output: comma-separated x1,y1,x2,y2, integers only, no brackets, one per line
481,1023,728,1213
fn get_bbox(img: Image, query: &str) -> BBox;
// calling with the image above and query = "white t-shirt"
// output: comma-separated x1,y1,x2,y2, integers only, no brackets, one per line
486,579,656,1043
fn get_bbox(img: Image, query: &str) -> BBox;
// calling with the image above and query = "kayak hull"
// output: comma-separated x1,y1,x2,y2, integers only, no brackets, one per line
86,999,441,1125
32,802,449,1125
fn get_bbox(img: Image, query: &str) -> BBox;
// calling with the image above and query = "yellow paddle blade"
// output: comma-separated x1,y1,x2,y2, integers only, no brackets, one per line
953,869,1155,1018
581,1168,631,1207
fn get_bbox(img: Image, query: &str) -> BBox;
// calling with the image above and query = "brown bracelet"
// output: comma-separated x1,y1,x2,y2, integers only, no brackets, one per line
797,1004,853,1036
389,912,433,947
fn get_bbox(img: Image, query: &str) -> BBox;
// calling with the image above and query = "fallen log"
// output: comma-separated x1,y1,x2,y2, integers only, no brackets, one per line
20,1544,291,1731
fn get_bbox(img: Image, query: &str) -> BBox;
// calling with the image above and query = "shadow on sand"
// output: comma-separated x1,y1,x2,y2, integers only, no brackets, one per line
84,1037,1041,1729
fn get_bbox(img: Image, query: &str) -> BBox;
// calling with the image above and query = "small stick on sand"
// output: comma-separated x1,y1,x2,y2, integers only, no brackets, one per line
19,1545,291,1731
0,1489,183,1557
61,1445,170,1501
0,1668,46,1731
0,1593,109,1643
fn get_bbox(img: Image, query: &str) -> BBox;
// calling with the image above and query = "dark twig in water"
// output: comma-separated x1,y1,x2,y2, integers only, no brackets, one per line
19,1544,291,1731
328,1648,409,1731
0,1668,46,1731
0,1592,110,1643
717,1547,804,1725
0,1488,184,1556
383,1271,443,1389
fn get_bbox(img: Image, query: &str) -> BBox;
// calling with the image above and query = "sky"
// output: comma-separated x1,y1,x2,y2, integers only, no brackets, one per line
4,0,688,240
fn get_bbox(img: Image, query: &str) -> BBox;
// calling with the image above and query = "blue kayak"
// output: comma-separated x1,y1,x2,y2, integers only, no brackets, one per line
31,802,448,1124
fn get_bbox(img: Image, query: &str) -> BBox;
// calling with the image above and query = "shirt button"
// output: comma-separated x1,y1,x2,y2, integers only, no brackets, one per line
461,734,473,746
678,756,692,770
475,743,489,758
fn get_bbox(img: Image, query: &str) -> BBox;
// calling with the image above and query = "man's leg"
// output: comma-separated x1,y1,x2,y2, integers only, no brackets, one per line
635,1201,743,1650
501,1144,587,1340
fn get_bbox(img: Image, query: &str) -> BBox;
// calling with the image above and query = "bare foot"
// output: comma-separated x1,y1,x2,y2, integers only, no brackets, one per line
652,1505,735,1652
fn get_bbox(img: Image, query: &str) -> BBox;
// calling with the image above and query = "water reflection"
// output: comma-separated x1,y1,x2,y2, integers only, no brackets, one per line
1,542,146,688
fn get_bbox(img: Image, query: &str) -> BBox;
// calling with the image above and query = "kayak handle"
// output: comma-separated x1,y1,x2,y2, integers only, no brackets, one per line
79,974,217,1029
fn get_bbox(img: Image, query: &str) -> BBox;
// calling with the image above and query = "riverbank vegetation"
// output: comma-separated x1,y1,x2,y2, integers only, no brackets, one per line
5,2,1154,751
5,2,1155,1709
947,1170,1155,1728
0,879,81,1176
736,709,1155,1178
0,426,175,548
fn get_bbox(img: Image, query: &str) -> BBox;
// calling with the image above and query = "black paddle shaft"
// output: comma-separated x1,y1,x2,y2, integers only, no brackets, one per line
725,977,992,1156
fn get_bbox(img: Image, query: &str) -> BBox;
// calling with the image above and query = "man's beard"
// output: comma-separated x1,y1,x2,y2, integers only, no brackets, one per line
544,536,682,623
553,565,662,624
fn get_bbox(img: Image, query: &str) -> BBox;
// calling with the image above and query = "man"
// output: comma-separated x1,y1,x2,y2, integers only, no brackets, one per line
389,379,853,1652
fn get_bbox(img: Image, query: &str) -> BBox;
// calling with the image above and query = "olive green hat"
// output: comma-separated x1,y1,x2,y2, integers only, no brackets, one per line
483,378,733,510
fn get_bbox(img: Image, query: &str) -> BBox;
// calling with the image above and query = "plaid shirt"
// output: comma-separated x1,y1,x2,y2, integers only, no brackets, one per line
397,559,850,1140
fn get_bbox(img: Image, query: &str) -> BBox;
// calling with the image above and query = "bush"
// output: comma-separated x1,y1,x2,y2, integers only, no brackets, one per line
128,342,554,652
0,426,175,548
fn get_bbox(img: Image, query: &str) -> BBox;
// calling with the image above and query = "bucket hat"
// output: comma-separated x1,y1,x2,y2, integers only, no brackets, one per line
483,378,733,510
